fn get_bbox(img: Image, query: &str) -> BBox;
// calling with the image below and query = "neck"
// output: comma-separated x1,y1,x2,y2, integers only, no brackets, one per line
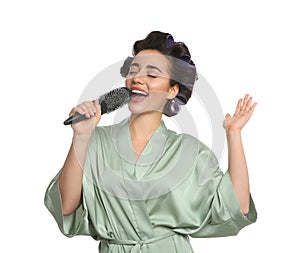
129,111,162,140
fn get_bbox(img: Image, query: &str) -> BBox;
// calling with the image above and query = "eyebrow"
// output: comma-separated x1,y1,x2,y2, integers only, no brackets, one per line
130,63,162,73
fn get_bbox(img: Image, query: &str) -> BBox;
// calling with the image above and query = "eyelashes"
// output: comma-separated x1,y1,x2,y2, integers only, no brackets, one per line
147,74,157,78
128,71,157,78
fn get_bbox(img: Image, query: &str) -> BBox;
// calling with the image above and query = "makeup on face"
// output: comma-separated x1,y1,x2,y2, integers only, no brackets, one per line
125,51,173,113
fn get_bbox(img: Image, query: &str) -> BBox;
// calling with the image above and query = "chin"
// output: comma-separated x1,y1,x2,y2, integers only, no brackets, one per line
128,102,164,116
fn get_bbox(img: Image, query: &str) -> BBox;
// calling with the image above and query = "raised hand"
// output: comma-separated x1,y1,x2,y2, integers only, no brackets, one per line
223,94,257,133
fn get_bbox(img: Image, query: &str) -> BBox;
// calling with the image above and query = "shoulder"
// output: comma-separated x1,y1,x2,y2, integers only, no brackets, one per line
167,129,221,184
181,133,218,166
88,124,113,148
93,118,127,137
93,125,110,136
166,127,209,153
165,126,218,162
167,126,219,163
90,125,110,142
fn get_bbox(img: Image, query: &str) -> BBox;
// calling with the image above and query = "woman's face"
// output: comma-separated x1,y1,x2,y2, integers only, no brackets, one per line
125,49,178,115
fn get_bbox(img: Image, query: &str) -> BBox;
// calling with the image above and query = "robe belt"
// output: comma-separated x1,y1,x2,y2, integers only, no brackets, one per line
103,230,178,253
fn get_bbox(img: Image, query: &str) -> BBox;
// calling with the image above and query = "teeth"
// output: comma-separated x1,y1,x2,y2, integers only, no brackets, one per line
131,90,148,96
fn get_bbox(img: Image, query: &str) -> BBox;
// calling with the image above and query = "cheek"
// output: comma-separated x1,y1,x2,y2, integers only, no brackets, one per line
125,79,132,88
149,79,171,92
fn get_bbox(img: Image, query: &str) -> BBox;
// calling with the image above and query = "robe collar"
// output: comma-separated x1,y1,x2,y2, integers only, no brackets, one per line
111,117,169,166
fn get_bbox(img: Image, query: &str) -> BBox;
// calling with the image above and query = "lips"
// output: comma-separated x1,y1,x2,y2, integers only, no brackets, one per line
130,87,148,103
131,87,149,97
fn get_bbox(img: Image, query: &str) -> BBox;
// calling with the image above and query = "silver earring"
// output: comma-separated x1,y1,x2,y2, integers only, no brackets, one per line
164,99,181,117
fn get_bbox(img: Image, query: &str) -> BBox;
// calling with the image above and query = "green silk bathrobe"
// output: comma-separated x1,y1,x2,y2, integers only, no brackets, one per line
44,118,257,253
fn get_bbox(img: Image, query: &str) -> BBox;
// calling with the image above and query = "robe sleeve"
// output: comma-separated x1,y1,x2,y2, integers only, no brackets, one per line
44,171,97,237
188,144,257,238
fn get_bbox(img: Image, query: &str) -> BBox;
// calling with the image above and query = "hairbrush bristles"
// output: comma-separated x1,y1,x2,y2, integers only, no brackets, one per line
99,87,132,114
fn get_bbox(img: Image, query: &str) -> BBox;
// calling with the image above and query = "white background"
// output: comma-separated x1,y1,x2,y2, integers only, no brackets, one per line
1,0,299,252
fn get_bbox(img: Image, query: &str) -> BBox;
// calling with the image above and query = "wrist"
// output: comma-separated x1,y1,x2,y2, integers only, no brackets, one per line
226,129,242,139
73,132,93,142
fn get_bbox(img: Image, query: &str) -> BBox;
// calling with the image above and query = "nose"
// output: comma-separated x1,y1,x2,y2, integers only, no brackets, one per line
132,73,146,84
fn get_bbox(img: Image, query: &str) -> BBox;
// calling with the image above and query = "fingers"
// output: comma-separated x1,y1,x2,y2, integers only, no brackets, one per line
225,113,231,119
241,94,249,111
234,98,243,116
240,94,257,113
250,101,258,113
245,95,253,112
70,101,99,119
93,100,102,123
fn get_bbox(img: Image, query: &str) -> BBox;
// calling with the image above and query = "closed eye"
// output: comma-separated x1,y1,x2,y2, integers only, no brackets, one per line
129,71,137,75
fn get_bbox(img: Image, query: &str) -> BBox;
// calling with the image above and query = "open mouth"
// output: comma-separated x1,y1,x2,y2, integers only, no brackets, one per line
131,89,149,97
130,88,149,103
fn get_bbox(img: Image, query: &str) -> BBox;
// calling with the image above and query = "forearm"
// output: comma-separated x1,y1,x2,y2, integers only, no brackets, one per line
59,134,91,215
227,130,250,215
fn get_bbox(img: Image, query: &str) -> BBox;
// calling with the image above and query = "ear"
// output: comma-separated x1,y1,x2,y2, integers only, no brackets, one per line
167,84,179,99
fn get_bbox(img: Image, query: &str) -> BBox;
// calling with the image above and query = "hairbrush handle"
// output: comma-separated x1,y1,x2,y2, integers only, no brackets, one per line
63,112,87,125
63,101,108,125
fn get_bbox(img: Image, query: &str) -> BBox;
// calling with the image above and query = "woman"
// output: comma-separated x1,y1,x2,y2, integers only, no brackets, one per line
44,31,257,253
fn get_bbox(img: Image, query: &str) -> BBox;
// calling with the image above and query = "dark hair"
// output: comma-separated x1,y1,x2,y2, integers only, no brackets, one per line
120,31,197,116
